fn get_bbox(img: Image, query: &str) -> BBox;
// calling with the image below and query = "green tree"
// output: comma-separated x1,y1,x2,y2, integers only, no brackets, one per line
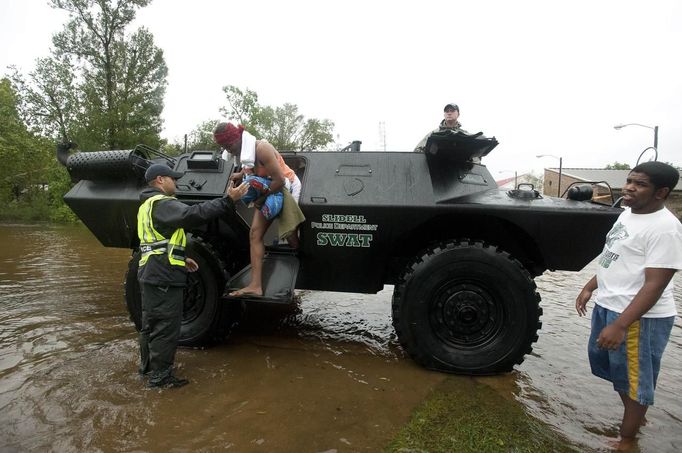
220,85,260,127
605,162,631,170
9,57,78,142
219,85,334,151
185,119,222,152
0,78,64,220
524,170,544,190
12,0,167,151
0,78,32,201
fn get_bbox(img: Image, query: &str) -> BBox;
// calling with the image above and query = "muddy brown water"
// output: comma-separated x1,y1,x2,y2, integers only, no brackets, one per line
1,224,680,452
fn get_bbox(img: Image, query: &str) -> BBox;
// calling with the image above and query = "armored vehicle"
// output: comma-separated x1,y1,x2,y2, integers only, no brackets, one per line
57,131,620,375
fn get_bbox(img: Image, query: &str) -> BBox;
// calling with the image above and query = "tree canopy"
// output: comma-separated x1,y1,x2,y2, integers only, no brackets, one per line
1,2,340,222
0,78,36,201
11,0,167,151
604,162,631,170
0,78,65,219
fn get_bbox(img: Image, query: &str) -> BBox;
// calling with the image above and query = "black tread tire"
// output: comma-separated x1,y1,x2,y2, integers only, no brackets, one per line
124,236,241,346
392,240,542,374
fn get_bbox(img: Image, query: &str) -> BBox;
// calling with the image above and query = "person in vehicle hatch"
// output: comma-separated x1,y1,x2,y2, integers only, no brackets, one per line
414,102,470,152
213,122,305,298
575,161,681,449
137,163,248,389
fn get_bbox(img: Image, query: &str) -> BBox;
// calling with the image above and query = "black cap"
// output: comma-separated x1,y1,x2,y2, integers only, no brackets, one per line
144,164,184,182
444,103,459,112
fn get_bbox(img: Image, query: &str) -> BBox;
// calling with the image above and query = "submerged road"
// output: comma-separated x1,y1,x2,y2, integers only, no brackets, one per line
0,224,680,452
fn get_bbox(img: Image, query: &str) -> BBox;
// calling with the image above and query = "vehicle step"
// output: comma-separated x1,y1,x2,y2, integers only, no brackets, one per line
224,253,300,304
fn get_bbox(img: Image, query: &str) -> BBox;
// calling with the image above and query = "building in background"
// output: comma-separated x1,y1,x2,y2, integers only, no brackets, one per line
541,168,681,217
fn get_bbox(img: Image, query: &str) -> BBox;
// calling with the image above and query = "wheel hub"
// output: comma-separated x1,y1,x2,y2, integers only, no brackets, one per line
183,274,206,324
432,283,501,346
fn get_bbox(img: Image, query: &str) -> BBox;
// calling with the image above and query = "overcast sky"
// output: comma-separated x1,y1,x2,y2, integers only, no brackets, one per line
1,0,680,177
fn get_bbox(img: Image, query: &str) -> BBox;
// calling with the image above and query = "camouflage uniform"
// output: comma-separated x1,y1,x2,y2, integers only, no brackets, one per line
413,120,467,153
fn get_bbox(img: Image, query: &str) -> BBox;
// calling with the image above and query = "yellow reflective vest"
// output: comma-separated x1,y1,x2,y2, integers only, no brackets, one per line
137,194,187,268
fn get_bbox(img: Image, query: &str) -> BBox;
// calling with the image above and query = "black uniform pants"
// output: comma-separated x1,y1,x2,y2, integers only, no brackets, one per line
139,283,184,385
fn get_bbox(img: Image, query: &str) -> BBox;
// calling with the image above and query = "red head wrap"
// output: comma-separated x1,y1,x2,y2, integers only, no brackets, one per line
213,123,244,147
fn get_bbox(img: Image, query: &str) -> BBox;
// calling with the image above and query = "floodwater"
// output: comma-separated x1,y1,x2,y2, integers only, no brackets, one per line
0,224,680,452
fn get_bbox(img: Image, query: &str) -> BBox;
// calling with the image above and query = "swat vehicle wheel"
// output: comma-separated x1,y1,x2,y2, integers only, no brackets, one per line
392,240,542,374
124,236,241,346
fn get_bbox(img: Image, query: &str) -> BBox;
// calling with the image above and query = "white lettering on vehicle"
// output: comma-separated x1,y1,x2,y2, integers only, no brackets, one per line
312,214,378,248
316,232,373,247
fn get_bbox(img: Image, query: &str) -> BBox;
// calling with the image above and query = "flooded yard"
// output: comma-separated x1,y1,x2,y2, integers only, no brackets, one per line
1,224,680,452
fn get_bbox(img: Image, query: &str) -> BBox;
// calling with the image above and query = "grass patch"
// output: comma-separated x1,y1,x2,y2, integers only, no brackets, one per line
385,376,578,453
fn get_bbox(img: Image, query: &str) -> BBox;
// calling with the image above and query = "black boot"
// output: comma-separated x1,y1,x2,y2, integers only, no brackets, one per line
147,375,189,389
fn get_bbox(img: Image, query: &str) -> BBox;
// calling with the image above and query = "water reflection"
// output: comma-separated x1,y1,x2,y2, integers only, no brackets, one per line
0,224,680,452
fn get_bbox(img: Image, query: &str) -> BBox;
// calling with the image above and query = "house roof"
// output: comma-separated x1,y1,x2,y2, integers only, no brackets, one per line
494,174,534,187
496,176,516,186
544,168,682,191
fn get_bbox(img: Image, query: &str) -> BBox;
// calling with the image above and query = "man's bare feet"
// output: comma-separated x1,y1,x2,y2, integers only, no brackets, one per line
228,287,263,297
606,436,638,451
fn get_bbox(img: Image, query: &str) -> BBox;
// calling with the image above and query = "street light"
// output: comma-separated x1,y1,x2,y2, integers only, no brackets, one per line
614,123,658,150
536,154,563,197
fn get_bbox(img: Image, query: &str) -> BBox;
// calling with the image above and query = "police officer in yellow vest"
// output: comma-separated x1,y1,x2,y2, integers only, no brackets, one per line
138,163,248,388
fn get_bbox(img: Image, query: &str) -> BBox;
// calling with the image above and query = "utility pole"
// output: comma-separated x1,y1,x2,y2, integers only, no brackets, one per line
378,122,386,151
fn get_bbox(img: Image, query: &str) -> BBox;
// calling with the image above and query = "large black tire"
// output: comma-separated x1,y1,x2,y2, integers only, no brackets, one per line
392,240,542,374
124,236,241,346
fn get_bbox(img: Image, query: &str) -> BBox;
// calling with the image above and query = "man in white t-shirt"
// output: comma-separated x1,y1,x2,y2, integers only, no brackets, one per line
576,161,681,450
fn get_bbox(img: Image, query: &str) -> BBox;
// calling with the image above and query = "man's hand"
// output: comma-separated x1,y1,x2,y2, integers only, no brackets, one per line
597,323,627,350
229,170,244,182
226,181,249,201
575,287,593,317
186,257,199,272
576,276,598,317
